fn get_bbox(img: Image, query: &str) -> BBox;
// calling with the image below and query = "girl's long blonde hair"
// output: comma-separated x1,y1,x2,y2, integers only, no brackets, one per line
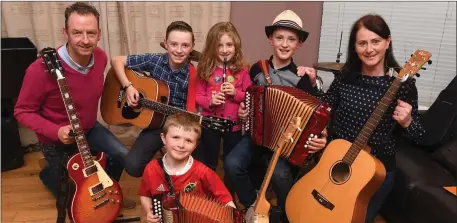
197,22,246,81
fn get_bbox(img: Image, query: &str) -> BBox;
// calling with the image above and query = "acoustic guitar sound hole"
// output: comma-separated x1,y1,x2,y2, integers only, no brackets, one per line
121,93,144,119
330,161,351,184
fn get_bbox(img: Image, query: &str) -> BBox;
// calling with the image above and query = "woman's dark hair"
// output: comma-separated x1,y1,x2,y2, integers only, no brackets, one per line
341,14,400,81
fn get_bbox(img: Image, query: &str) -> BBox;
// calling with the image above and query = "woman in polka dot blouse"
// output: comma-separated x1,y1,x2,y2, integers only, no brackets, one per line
320,14,425,223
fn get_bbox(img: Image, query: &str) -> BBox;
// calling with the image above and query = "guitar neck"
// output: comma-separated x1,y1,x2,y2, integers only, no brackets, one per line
139,98,201,121
56,74,94,168
254,118,300,216
343,77,403,164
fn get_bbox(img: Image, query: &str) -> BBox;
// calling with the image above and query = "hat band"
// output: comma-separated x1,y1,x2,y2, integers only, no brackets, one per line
273,20,302,30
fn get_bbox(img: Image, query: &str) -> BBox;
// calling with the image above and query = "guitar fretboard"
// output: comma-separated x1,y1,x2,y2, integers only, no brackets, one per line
57,77,94,168
343,77,402,165
139,98,200,120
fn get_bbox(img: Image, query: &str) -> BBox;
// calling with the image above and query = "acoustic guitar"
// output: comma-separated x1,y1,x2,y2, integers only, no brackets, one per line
286,50,432,223
100,67,234,133
39,47,123,223
246,117,301,223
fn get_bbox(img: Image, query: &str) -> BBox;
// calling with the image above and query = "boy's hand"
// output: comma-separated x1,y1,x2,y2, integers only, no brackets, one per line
297,66,317,86
306,128,328,154
221,82,236,96
146,210,161,223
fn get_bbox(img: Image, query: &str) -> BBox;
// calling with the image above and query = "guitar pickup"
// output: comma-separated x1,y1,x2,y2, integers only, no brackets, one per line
312,189,334,210
91,191,106,201
93,198,109,210
89,183,104,196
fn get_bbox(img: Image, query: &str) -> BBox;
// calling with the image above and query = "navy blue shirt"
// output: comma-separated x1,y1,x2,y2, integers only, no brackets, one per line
320,73,425,171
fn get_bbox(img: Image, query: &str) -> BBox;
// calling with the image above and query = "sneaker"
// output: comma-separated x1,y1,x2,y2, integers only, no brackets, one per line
122,197,136,210
244,206,255,222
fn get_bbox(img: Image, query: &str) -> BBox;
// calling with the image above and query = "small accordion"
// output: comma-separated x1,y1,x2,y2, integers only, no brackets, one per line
243,85,331,166
151,193,244,223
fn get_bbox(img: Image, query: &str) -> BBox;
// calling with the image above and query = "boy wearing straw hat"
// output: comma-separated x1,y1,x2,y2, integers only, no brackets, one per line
224,9,327,222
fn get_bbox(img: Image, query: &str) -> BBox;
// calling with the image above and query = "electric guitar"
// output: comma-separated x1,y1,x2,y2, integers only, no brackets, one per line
285,50,432,223
39,47,122,223
100,67,234,133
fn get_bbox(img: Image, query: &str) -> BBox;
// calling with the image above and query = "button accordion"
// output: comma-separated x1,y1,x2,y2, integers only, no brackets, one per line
243,85,331,166
151,193,244,223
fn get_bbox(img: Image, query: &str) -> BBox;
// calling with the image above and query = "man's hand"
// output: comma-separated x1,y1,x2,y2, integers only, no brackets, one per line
238,102,248,122
57,125,75,144
297,66,317,86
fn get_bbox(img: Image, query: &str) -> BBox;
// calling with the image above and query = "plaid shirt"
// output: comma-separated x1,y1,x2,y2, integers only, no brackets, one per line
127,53,189,109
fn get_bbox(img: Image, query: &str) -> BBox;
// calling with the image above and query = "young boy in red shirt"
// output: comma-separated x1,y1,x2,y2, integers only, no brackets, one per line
139,112,235,222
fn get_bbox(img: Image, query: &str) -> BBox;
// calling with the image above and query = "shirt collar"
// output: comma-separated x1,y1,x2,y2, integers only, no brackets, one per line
268,55,297,72
58,43,94,74
162,153,193,176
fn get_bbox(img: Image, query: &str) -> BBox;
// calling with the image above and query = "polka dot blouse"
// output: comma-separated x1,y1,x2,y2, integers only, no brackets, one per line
320,73,425,171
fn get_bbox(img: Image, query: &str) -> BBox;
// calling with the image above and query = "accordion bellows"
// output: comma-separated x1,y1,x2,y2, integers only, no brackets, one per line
153,193,235,223
177,193,234,223
244,85,331,166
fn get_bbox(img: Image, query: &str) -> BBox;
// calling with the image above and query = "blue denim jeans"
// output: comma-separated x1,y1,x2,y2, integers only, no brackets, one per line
39,121,129,197
193,128,243,171
365,171,396,223
224,136,257,208
262,152,298,214
224,136,297,212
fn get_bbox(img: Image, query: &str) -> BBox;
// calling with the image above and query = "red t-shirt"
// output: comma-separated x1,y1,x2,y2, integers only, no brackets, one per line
139,157,232,204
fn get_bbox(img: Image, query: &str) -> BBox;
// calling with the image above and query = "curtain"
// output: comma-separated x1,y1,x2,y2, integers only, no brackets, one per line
1,1,231,146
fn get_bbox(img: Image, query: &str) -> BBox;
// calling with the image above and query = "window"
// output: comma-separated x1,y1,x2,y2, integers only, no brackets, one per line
317,2,456,109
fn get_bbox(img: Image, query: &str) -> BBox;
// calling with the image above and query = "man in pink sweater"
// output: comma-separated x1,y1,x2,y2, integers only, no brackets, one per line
14,2,134,219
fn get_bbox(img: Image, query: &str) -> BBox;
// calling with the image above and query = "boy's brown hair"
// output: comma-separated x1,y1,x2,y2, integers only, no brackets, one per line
166,21,195,44
162,112,202,139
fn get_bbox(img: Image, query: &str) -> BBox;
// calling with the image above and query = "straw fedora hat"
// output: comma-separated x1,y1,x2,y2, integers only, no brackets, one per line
265,10,309,42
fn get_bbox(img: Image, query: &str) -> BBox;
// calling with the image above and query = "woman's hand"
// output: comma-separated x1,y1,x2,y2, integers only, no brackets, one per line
393,99,413,128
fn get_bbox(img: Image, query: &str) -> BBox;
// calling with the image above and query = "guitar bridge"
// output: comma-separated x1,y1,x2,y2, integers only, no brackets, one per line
312,189,334,210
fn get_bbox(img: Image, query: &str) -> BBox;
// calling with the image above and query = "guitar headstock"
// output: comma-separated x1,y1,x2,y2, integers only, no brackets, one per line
39,47,64,79
277,117,301,148
398,49,432,80
201,116,235,133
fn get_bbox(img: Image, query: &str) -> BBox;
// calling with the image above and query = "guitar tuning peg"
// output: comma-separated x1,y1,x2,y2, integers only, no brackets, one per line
416,73,421,78
421,67,426,70
428,60,432,65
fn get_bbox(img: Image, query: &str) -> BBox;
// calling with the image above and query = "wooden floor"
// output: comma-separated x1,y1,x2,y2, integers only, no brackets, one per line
2,151,387,223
